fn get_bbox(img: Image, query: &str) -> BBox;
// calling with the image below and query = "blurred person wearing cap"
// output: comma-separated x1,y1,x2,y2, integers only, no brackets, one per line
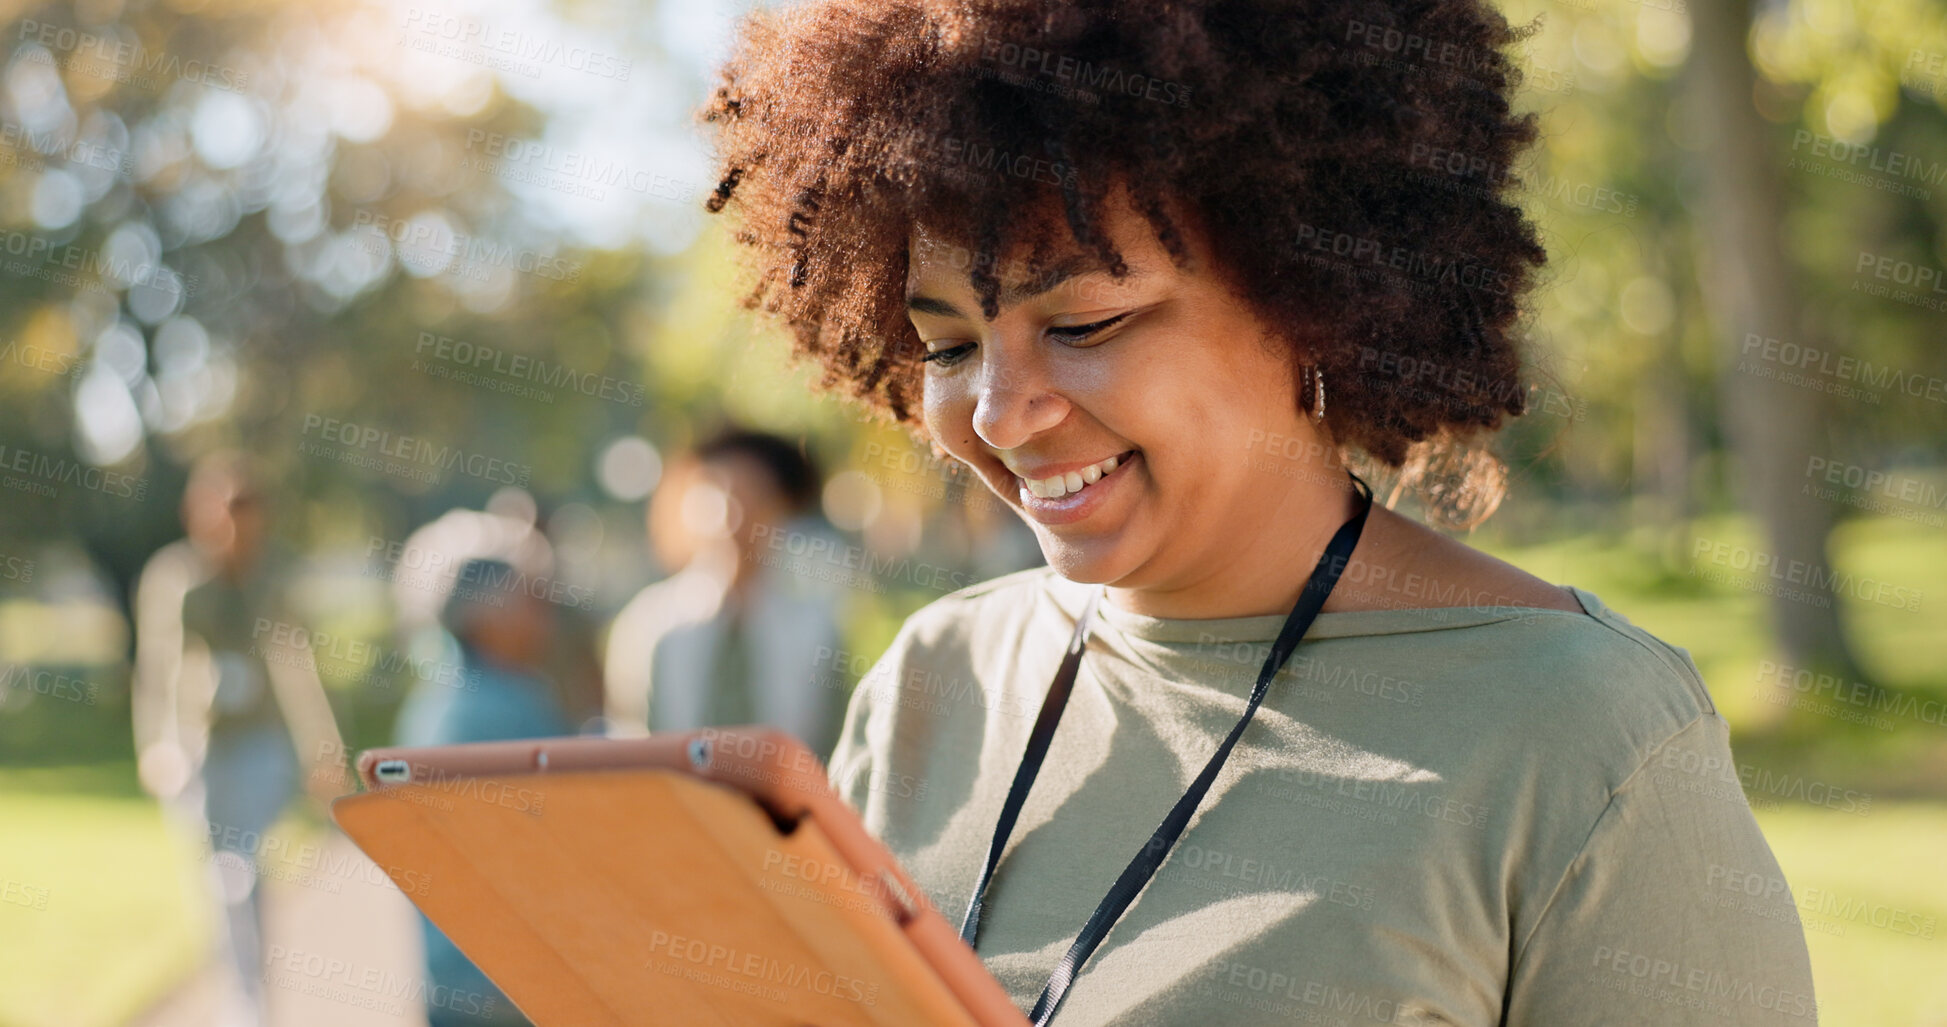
130,450,346,1027
392,555,573,1027
603,428,848,761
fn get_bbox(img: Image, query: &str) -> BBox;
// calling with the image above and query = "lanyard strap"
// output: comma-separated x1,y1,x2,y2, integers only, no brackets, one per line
959,469,1375,1026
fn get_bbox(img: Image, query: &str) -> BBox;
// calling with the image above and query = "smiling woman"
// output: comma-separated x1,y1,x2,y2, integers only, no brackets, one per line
696,1,1816,1025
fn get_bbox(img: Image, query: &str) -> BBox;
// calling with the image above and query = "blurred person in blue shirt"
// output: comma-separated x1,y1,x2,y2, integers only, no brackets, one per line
393,556,572,1027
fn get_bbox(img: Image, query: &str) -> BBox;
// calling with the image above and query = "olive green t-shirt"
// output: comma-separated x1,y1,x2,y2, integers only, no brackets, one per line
826,566,1817,1026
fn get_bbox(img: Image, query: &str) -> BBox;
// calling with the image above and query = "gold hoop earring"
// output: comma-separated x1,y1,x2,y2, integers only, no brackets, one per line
1305,365,1327,424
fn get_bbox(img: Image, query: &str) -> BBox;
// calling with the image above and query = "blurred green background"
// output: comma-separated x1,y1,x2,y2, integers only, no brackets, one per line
1,0,1943,1023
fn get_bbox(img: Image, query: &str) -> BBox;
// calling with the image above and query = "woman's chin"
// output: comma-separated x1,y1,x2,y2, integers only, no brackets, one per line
1036,535,1136,586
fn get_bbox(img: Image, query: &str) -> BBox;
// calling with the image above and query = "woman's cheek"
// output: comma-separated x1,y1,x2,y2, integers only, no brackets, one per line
920,374,971,451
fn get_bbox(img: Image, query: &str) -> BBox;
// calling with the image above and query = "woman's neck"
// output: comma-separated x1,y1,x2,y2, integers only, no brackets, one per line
1101,469,1387,621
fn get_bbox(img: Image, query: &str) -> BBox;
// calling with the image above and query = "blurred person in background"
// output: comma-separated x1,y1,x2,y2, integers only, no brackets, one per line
384,491,602,734
392,555,573,1027
130,450,345,1027
604,427,848,760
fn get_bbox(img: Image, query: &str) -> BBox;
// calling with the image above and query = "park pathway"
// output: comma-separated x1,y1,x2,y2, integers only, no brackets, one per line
127,828,428,1027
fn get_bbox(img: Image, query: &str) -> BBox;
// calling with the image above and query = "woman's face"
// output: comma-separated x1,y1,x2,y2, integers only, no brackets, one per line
910,188,1333,594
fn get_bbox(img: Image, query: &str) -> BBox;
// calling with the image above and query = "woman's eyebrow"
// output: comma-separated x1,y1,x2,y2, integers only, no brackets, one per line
905,256,1150,321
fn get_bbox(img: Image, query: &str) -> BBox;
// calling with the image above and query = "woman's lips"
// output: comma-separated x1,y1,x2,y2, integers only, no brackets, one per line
1011,449,1140,526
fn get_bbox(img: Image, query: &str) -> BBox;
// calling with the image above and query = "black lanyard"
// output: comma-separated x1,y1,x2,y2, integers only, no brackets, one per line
959,468,1375,1025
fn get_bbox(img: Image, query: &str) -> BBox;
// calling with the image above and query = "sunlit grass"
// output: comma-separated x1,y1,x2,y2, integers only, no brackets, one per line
1753,803,1947,1027
1828,515,1947,688
0,783,209,1027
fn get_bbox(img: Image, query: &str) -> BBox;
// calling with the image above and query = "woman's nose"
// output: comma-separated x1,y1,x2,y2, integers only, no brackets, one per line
971,353,1069,452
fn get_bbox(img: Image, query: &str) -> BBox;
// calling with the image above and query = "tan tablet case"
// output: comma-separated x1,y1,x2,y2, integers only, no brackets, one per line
331,728,1030,1027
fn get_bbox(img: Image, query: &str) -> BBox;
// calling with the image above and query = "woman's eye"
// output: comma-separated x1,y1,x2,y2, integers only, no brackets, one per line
920,342,976,367
1046,313,1129,342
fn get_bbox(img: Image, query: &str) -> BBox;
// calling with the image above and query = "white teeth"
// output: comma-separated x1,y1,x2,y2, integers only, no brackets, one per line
1020,452,1129,500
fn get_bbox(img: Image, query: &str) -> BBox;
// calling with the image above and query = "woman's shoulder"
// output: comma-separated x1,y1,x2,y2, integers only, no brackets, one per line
1348,507,1715,710
852,567,1067,718
1333,504,1583,615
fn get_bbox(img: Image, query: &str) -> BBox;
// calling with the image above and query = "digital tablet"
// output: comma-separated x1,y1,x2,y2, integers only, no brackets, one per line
331,727,1030,1027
